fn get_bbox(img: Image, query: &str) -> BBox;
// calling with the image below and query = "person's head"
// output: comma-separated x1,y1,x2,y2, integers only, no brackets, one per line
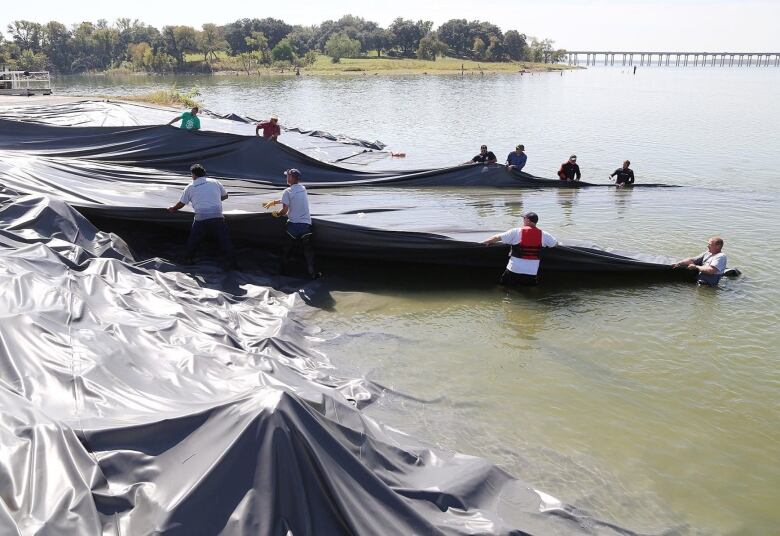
522,211,539,227
190,163,206,179
285,168,301,185
480,144,488,154
569,154,577,163
191,106,199,116
516,144,525,153
270,115,278,123
707,236,724,254
623,159,631,169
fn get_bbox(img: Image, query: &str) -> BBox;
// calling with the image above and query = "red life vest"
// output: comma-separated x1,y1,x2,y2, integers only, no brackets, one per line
510,226,542,260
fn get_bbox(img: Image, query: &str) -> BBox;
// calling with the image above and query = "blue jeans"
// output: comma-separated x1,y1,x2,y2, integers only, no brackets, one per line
185,217,235,261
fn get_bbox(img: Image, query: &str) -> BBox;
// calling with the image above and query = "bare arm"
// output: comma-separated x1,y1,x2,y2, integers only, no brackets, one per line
482,234,502,245
167,201,185,212
167,116,181,126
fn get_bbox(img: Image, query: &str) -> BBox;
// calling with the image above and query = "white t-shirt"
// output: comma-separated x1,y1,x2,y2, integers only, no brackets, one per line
694,251,727,285
180,177,227,221
499,228,558,275
281,183,311,224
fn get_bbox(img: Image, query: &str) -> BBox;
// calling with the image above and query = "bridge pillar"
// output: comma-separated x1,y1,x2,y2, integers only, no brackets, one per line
694,54,698,67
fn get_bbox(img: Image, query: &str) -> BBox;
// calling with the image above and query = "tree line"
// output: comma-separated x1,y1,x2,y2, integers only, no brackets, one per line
0,16,566,74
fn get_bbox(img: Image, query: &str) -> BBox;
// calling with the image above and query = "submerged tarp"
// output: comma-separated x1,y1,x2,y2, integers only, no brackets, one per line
0,101,674,188
0,151,683,274
0,189,641,535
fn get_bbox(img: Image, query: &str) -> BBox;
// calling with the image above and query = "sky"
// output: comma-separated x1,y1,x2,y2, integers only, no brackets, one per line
2,0,779,51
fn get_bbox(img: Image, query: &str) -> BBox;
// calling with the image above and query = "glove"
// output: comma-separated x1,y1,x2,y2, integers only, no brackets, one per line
272,211,282,218
262,200,277,209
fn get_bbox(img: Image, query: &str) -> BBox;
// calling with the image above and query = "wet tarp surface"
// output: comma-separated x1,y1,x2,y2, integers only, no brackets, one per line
0,150,682,274
0,189,643,535
0,101,674,188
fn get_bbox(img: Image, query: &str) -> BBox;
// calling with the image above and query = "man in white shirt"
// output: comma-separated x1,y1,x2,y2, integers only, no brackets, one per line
673,236,727,286
167,163,237,269
482,212,558,286
262,169,319,278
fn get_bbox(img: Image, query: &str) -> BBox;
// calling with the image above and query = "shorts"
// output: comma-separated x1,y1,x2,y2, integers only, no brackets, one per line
499,270,539,287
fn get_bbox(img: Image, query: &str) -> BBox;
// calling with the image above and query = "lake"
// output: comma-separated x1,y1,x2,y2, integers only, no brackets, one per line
55,67,780,535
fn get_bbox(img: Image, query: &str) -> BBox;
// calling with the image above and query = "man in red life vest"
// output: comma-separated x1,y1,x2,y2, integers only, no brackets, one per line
482,212,558,286
255,115,281,141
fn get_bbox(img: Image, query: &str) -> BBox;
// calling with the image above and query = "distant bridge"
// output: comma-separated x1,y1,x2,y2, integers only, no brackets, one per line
565,51,780,67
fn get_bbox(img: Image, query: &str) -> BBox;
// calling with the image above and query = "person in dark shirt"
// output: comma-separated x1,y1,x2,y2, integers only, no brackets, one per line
255,115,281,141
506,144,528,171
557,155,581,181
610,160,635,187
465,145,497,164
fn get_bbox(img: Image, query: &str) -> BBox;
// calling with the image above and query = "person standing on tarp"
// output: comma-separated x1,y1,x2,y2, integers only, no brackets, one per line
465,145,497,164
167,107,201,130
263,169,320,279
610,160,635,188
482,212,558,286
673,237,728,286
256,115,281,141
167,164,237,269
506,144,527,171
557,155,581,181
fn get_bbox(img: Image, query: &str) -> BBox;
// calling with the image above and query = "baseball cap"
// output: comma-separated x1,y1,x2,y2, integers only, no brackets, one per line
523,212,539,223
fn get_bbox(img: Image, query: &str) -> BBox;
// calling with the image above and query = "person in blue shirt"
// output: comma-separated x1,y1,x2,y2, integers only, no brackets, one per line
506,145,527,171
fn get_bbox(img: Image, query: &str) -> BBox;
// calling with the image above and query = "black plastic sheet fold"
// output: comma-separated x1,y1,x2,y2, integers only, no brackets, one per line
0,191,640,535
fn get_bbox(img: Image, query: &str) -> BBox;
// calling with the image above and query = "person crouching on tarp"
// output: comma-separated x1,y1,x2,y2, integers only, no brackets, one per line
482,212,558,286
167,163,238,269
263,169,320,279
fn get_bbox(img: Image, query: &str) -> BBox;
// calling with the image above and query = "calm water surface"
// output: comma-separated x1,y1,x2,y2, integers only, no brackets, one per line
57,69,779,535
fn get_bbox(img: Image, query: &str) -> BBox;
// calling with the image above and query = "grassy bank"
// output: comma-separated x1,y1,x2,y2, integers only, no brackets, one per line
178,53,571,75
302,55,570,74
120,88,201,108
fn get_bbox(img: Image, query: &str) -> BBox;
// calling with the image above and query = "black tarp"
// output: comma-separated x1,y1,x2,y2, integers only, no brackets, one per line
0,189,644,535
0,150,683,274
0,101,674,188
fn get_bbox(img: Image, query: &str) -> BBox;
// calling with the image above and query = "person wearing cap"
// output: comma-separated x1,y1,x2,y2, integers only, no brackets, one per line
506,144,527,171
262,169,319,278
609,160,635,188
167,163,237,269
482,212,558,286
672,237,727,286
167,106,200,130
557,155,581,181
465,145,497,165
256,115,281,141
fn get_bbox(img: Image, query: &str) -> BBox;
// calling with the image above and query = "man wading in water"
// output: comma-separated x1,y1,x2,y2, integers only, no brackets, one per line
673,236,728,286
263,169,320,279
482,212,558,286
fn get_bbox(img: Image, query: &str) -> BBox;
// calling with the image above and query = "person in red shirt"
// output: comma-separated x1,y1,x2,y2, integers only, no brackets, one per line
255,115,281,141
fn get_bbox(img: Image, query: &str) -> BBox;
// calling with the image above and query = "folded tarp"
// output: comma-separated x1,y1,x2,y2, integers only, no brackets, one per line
0,191,641,535
0,102,674,188
0,151,684,274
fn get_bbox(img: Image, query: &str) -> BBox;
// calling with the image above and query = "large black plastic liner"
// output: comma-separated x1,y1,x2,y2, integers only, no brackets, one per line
0,190,643,535
0,101,675,188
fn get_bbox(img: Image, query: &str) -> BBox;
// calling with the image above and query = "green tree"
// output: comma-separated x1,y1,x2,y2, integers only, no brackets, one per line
324,32,361,63
437,19,469,57
388,18,432,57
363,28,391,57
285,26,316,56
199,23,227,62
41,21,72,73
245,31,271,65
271,37,296,62
7,21,43,52
472,37,486,60
503,30,527,61
416,33,448,61
128,42,151,71
162,25,199,68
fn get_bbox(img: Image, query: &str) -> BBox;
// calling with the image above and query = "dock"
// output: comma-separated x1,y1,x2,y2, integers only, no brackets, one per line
0,70,52,96
565,51,780,67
